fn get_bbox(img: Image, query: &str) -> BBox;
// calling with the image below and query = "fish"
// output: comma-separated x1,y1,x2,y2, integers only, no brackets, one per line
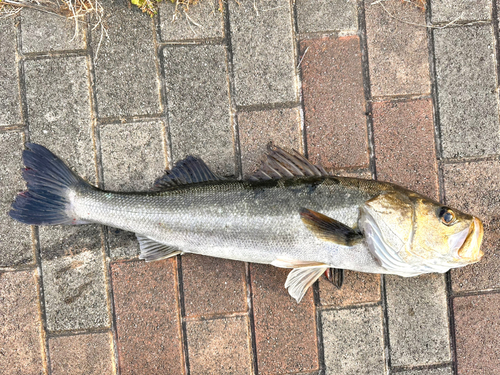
9,143,484,302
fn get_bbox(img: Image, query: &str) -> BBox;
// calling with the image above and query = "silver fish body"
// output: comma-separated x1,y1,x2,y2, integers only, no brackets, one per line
10,144,484,302
74,177,389,273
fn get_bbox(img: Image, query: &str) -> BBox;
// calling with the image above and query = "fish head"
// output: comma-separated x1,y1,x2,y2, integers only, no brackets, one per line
360,191,484,274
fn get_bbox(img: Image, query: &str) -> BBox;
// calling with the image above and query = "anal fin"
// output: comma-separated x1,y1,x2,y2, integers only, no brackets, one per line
137,234,182,262
285,266,329,303
300,208,363,246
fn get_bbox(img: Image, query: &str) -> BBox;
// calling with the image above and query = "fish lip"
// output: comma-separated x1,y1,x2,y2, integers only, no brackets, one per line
457,217,484,262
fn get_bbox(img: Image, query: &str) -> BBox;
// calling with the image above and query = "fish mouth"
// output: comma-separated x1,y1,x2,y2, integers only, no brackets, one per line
457,217,484,263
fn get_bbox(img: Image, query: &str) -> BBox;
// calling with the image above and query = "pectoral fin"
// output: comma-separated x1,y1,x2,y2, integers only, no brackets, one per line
326,268,344,289
300,208,363,246
285,266,329,303
137,234,183,262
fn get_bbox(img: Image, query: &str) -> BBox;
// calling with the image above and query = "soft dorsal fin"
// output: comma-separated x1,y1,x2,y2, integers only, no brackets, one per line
248,144,329,182
300,208,363,246
137,234,183,262
154,155,221,190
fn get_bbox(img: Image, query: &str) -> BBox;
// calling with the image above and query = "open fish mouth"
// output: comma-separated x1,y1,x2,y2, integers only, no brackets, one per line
457,217,484,263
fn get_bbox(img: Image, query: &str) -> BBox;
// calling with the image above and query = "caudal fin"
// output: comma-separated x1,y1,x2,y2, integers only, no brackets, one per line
9,143,92,226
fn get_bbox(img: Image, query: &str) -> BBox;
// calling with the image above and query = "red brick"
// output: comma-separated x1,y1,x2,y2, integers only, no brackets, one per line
453,293,500,374
111,260,183,375
318,271,380,307
49,333,114,375
186,316,253,375
365,0,430,96
300,35,369,170
442,160,500,292
372,99,439,200
250,264,318,374
238,107,302,177
0,270,44,375
182,254,247,317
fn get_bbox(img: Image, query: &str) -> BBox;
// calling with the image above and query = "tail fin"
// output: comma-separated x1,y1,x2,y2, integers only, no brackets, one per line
9,143,92,226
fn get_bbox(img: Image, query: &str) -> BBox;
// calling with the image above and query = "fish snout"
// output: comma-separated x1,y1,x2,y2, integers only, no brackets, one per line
457,217,484,263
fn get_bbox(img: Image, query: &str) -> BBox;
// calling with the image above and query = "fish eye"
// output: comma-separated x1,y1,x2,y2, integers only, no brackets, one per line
439,207,456,226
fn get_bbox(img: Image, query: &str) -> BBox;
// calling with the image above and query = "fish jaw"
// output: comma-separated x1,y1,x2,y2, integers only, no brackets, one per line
457,217,484,263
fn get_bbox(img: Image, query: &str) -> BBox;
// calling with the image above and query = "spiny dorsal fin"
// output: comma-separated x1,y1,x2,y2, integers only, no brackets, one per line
137,234,183,262
285,266,329,303
300,208,363,246
248,144,329,182
154,156,221,190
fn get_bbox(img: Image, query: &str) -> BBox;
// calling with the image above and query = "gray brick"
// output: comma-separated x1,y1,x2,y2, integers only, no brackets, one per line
24,57,95,182
91,0,160,118
42,250,109,331
100,121,166,191
163,45,234,175
365,0,430,97
100,120,166,259
322,306,385,375
399,367,453,375
229,0,297,106
0,132,33,267
385,274,450,366
159,0,224,41
296,0,357,34
431,0,491,23
434,25,500,158
0,17,21,126
20,8,85,53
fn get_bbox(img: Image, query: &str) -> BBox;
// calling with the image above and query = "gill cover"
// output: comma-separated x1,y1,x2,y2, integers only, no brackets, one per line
359,192,455,276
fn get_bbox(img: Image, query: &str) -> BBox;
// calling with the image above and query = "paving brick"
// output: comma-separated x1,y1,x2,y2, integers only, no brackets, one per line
400,367,453,375
182,254,247,317
42,250,109,331
24,57,95,182
453,293,500,375
372,99,439,200
159,0,224,41
163,44,234,176
106,228,140,260
250,263,318,374
433,25,499,159
322,305,385,374
111,260,183,375
318,271,380,307
20,9,85,53
300,36,369,170
0,132,33,267
0,17,21,126
296,0,358,34
237,107,302,177
431,0,491,23
0,270,44,375
385,274,450,366
100,121,166,191
442,160,500,292
186,316,253,375
91,0,160,118
365,0,430,97
229,0,297,106
49,332,114,375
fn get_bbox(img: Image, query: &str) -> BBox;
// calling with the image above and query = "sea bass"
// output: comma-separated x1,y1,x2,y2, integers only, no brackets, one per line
9,143,484,302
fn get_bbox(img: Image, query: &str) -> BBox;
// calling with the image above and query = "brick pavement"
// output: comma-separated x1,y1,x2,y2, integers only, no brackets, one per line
0,0,499,374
